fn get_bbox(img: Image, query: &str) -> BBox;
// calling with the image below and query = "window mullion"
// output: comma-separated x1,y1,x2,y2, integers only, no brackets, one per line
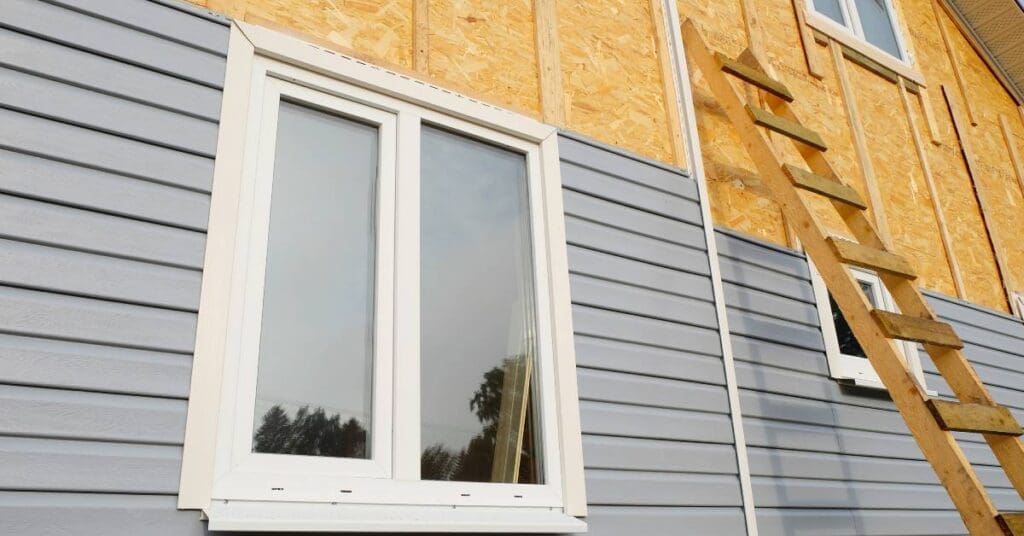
392,111,422,481
843,0,865,37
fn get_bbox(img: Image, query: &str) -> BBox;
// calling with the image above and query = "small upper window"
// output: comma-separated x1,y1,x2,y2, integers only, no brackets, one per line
810,261,927,390
808,0,907,60
179,22,586,533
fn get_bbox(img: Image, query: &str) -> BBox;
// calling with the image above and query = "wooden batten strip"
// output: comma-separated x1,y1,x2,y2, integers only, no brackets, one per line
651,0,687,167
717,53,794,102
943,86,1016,310
412,0,429,73
747,105,828,151
533,0,565,125
919,87,943,146
829,40,894,248
784,164,867,209
872,310,963,349
926,400,1024,436
790,0,825,79
899,81,965,298
931,0,977,126
841,46,899,85
1000,115,1024,199
827,238,917,279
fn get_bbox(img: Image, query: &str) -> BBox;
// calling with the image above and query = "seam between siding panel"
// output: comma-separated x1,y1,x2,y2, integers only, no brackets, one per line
659,2,758,535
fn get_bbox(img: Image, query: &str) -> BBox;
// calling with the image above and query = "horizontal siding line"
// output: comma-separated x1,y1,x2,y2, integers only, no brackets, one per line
728,325,823,354
573,332,721,359
582,431,737,447
569,269,715,304
955,337,1024,361
40,0,228,57
577,396,731,416
714,227,806,260
577,364,727,389
0,378,188,403
0,102,217,160
0,125,213,195
558,130,691,177
0,23,224,91
567,242,710,279
564,210,706,253
925,353,1024,383
0,188,207,237
0,328,194,358
717,252,811,284
0,431,183,449
571,300,717,331
926,289,1024,325
736,380,921,417
724,302,819,329
938,314,1024,346
0,60,220,126
0,487,178,497
581,466,741,478
562,184,703,227
723,278,818,307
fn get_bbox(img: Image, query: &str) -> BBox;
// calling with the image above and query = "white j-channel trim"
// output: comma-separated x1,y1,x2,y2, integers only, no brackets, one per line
660,4,759,535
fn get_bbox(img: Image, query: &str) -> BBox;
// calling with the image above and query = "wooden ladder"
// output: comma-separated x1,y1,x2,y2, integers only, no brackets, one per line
680,20,1024,535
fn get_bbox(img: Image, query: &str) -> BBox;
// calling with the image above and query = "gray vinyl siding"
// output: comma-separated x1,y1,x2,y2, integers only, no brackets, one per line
0,0,226,534
717,228,1024,536
560,135,746,536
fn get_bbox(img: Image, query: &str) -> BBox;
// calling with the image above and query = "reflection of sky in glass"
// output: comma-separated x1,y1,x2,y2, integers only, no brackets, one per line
855,0,902,58
419,126,539,473
813,0,846,24
252,101,378,457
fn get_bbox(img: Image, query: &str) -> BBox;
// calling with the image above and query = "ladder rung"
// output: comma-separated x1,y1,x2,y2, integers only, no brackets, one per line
999,513,1024,535
747,105,828,151
783,165,868,210
872,310,964,349
926,400,1023,436
716,52,795,102
827,238,917,279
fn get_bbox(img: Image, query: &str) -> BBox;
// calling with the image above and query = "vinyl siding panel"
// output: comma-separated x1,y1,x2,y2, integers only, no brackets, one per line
0,1,225,534
718,228,1024,535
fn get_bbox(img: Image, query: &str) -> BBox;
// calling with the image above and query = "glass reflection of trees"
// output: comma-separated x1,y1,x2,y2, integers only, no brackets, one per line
253,404,367,458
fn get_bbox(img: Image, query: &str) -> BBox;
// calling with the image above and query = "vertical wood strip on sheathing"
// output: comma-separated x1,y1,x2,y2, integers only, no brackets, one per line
533,0,564,124
676,1,788,244
789,0,825,80
899,81,965,298
412,0,428,73
650,0,687,167
929,0,976,126
943,86,1014,310
844,47,957,297
428,0,540,115
1001,115,1024,199
557,0,674,163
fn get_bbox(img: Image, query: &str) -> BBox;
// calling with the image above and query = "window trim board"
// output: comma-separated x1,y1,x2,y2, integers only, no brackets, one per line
179,21,587,527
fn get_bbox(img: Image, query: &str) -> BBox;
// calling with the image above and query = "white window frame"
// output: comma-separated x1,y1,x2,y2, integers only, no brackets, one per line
805,0,924,85
809,259,929,391
179,22,586,533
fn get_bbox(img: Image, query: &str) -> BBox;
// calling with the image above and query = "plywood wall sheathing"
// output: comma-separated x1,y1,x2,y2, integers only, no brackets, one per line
943,86,1015,310
533,0,564,125
558,0,674,163
412,0,428,72
918,87,943,145
930,0,976,126
1001,115,1024,199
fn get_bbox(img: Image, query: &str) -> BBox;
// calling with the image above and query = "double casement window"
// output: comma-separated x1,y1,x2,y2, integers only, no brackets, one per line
180,23,585,533
809,260,927,390
807,0,913,67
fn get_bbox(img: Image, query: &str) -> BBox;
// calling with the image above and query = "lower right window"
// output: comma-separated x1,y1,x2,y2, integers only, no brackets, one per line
809,261,927,389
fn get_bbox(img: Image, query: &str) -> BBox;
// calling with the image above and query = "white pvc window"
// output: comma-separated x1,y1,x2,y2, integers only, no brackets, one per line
810,261,927,390
807,0,911,62
180,22,585,533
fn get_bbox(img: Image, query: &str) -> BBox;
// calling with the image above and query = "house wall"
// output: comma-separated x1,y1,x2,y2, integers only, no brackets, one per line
177,0,1024,314
0,2,747,533
717,228,1024,535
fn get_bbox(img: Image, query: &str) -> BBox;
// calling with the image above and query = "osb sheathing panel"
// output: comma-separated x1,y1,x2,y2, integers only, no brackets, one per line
427,0,540,114
676,0,789,244
847,61,956,296
557,0,674,164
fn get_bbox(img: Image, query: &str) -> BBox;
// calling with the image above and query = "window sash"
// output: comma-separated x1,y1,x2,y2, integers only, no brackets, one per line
806,0,908,61
211,58,565,507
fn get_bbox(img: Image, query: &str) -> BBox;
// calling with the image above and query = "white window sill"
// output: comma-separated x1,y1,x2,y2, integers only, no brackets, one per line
805,11,925,86
836,375,938,397
205,501,587,533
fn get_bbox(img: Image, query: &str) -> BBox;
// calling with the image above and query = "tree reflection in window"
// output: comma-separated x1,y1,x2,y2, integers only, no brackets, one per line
829,280,878,358
253,404,367,458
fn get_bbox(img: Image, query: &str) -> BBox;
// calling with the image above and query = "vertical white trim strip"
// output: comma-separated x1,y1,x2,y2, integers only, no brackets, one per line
659,4,759,534
179,24,256,510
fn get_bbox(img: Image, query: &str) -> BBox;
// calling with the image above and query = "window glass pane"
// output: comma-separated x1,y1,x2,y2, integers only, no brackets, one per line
854,0,902,58
252,101,378,459
830,281,877,358
420,126,542,484
813,0,846,24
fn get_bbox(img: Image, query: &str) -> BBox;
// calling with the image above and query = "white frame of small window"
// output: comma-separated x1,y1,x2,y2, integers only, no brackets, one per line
809,259,928,391
178,22,586,532
805,0,924,84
